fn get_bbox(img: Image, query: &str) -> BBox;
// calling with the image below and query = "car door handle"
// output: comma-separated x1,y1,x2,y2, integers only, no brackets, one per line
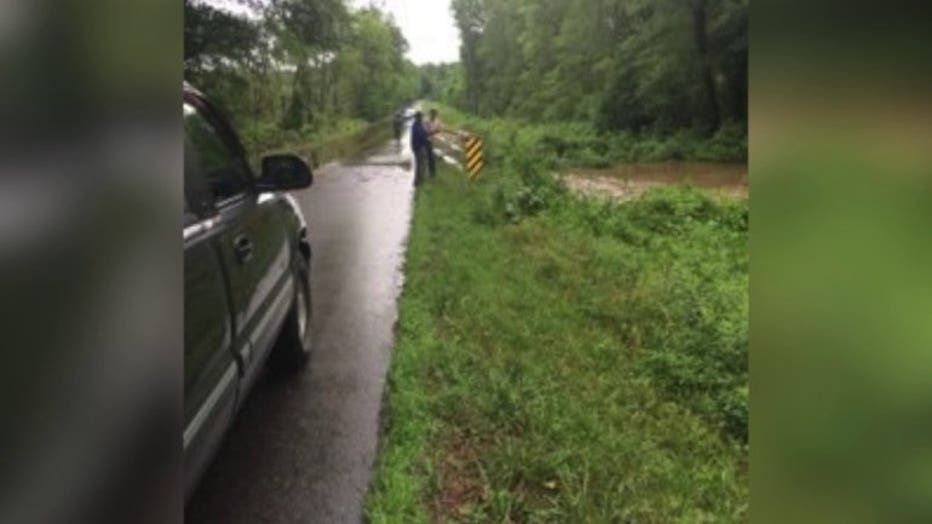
233,235,254,263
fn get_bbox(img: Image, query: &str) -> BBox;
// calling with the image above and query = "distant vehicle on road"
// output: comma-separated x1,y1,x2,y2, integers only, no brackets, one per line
183,83,314,500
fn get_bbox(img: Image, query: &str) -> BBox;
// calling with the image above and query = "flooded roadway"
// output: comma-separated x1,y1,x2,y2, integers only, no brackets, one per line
186,130,415,523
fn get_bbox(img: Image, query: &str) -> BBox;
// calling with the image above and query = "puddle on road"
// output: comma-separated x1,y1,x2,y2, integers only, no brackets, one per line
565,162,748,201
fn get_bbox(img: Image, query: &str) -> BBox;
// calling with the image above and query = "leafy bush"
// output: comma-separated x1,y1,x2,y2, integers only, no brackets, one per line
697,123,748,162
471,138,569,225
611,189,748,443
625,185,720,234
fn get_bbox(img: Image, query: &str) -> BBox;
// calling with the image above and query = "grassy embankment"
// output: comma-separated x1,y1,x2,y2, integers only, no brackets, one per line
366,113,749,522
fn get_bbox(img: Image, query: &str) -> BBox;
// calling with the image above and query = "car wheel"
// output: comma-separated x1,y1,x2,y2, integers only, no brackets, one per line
268,256,312,374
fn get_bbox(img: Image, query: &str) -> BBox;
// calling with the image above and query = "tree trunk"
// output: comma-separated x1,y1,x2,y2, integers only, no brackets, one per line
691,0,720,131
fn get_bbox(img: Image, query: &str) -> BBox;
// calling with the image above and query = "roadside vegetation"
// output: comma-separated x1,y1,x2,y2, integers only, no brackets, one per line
370,0,748,519
431,102,746,168
367,137,748,521
443,0,747,136
420,0,747,164
185,0,418,156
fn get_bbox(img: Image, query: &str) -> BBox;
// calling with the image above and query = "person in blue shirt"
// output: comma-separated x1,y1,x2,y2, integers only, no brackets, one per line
410,111,430,186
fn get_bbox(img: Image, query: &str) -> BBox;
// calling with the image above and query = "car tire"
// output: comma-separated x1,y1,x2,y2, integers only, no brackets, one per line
268,256,312,374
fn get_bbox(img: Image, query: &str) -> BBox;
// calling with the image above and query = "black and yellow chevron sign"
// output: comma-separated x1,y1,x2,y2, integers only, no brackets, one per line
464,135,484,180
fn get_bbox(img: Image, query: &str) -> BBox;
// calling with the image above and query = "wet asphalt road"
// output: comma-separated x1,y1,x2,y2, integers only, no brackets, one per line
186,132,415,523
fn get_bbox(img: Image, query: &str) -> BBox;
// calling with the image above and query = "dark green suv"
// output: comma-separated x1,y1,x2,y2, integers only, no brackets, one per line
183,84,314,500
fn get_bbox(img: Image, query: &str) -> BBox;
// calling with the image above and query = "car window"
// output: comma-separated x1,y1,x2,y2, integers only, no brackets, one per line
184,103,250,211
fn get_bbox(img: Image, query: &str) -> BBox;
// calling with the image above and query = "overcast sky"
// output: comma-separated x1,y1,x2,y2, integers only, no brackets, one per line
352,0,460,64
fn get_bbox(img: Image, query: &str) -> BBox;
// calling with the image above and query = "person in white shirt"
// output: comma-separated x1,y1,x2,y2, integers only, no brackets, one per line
424,109,447,178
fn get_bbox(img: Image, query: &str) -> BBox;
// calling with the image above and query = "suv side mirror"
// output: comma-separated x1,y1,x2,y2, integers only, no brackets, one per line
257,154,313,191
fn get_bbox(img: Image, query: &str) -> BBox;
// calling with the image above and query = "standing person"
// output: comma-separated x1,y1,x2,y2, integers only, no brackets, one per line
424,109,445,178
410,111,429,187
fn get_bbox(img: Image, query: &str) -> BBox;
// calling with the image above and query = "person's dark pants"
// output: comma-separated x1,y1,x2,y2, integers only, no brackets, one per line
426,142,437,178
413,147,428,186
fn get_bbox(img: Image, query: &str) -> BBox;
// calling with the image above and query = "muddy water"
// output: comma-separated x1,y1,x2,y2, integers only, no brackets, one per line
574,162,747,189
566,162,748,201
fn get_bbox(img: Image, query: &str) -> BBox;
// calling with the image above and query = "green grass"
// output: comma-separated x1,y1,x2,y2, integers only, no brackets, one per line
366,153,748,522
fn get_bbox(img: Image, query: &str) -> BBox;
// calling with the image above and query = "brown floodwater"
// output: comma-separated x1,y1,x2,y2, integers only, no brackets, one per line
573,162,747,189
564,162,748,201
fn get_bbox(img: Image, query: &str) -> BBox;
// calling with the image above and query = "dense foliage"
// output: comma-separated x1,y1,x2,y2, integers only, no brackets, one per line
425,0,746,137
184,0,418,155
432,101,747,167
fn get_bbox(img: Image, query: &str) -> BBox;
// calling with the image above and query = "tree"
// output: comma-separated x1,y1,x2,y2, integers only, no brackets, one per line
438,0,747,135
690,0,720,130
184,0,418,152
451,0,485,113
